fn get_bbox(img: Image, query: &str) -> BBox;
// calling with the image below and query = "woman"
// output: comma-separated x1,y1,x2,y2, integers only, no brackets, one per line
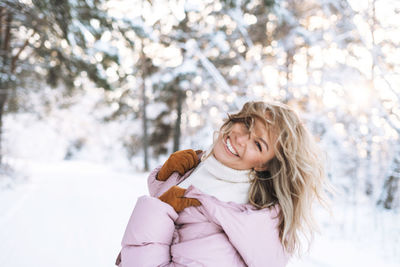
117,101,327,266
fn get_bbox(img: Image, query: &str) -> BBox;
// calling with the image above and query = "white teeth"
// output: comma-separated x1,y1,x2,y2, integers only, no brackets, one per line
226,138,238,156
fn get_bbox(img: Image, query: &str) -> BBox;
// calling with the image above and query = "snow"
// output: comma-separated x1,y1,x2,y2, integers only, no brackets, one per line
184,0,203,12
213,31,230,53
1,85,399,267
93,40,119,57
1,95,399,266
0,158,399,267
288,199,400,267
186,39,235,99
2,0,400,264
2,88,137,169
0,159,148,267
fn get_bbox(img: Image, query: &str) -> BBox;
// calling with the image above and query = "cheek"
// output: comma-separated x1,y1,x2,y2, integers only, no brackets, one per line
213,137,225,154
247,152,269,168
241,151,258,166
252,157,265,168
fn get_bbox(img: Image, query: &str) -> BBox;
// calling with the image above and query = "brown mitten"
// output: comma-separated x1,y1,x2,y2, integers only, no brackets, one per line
157,149,202,181
159,186,201,213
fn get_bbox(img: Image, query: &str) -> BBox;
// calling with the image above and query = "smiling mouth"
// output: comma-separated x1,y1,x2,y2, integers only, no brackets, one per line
225,137,239,157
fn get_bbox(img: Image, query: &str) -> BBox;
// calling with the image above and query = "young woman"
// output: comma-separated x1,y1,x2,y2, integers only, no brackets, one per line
117,101,327,267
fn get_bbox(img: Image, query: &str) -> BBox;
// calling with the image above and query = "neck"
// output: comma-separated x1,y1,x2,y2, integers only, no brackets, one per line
203,154,251,183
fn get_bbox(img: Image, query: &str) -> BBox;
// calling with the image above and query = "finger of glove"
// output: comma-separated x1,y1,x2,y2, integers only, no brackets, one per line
171,186,186,198
180,149,194,155
159,186,187,212
159,188,174,204
157,163,173,181
182,150,198,170
175,154,192,175
176,198,201,213
174,150,198,172
185,198,201,207
173,149,191,160
175,158,188,175
185,150,198,167
181,154,192,175
187,149,201,165
158,151,181,181
160,186,184,199
160,150,184,179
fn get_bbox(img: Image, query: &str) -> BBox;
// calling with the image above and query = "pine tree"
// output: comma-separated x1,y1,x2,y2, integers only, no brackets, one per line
0,0,124,164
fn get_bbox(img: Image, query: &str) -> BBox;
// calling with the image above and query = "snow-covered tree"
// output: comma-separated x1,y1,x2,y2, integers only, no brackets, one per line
0,0,126,163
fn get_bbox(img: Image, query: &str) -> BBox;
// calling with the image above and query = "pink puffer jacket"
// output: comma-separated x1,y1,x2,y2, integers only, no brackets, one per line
119,166,289,267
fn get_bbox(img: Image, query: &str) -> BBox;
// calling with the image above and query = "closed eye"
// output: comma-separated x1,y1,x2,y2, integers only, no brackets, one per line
257,138,269,152
255,141,262,152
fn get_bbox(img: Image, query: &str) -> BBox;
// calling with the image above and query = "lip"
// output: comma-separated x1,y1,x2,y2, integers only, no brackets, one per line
224,136,239,157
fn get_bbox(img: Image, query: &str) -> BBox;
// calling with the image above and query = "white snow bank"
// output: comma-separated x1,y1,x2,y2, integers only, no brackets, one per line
0,159,399,267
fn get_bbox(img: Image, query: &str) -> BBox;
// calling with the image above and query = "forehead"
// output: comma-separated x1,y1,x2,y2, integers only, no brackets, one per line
252,118,276,143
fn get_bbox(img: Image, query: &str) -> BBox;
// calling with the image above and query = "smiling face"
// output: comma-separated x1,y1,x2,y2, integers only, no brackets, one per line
212,119,277,171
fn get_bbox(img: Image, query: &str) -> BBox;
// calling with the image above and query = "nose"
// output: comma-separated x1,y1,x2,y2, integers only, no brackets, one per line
235,131,250,147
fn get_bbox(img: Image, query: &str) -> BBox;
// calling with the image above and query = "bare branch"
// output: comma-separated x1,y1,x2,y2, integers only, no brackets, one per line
3,9,11,53
11,31,34,74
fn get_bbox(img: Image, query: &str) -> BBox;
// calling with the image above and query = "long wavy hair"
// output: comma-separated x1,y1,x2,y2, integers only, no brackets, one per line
214,101,328,255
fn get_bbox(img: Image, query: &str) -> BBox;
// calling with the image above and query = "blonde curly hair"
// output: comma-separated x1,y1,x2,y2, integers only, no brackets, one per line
218,101,328,255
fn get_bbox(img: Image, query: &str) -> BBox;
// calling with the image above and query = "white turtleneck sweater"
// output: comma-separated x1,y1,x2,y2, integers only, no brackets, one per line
178,154,251,204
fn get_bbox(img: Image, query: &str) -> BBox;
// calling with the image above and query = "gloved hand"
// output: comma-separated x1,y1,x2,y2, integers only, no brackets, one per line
114,185,201,266
157,149,202,181
159,186,201,213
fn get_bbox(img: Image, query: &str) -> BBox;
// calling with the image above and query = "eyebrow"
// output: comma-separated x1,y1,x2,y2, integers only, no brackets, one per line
258,137,269,151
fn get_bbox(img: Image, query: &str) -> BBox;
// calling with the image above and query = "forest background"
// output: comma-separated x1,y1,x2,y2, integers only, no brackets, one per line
0,0,399,266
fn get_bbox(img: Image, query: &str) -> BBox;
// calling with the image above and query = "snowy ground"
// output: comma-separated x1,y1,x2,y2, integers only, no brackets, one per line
0,159,399,267
0,159,146,267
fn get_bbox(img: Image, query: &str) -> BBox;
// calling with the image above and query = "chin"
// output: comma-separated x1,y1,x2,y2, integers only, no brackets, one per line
213,147,234,169
213,142,227,163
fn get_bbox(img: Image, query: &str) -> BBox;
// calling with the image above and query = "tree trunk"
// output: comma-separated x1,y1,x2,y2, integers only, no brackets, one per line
141,77,149,171
173,90,183,152
0,86,7,165
380,175,399,209
0,8,12,165
378,149,400,209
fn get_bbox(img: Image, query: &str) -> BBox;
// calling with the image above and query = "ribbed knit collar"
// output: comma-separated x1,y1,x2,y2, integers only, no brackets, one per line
202,154,251,183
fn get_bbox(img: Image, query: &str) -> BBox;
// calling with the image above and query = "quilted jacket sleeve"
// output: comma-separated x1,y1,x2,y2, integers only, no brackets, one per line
187,188,289,267
219,208,288,267
120,196,178,267
147,166,164,197
147,166,185,198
